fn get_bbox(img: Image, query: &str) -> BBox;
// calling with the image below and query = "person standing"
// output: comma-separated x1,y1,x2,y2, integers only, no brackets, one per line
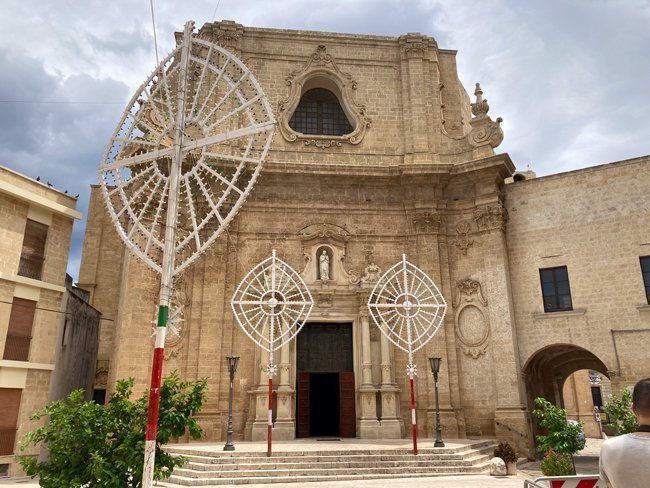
599,378,650,487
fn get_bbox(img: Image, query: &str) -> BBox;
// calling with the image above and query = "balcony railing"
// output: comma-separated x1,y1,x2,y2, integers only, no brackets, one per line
0,429,17,456
2,334,31,361
17,255,44,281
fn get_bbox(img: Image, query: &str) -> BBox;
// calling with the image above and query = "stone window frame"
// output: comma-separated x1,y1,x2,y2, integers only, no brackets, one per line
277,45,372,149
539,266,574,313
640,256,650,304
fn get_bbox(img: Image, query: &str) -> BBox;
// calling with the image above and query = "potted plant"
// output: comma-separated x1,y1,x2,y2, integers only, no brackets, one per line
540,449,575,487
494,442,518,475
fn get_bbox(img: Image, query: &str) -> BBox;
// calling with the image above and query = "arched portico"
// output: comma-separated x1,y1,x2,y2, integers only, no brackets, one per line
522,344,611,444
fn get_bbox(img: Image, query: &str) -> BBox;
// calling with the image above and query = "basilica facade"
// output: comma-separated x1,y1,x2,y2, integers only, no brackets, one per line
77,21,650,455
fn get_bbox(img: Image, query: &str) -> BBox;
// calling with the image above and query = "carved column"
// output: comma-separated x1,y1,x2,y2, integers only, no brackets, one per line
378,329,403,438
273,342,295,440
358,304,380,438
250,349,272,441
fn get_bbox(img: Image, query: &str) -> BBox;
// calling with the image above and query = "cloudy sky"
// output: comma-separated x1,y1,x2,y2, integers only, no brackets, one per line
1,0,648,280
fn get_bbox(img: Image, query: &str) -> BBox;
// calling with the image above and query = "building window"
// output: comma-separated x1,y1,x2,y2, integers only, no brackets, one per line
2,298,36,361
0,388,22,456
641,256,650,304
289,88,353,136
540,266,573,312
18,219,48,280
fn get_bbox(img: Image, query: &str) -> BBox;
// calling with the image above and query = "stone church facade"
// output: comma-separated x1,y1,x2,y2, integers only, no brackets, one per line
77,21,650,454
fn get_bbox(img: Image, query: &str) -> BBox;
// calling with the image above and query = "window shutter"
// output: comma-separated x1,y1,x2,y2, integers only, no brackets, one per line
0,388,22,455
3,298,36,361
18,219,48,280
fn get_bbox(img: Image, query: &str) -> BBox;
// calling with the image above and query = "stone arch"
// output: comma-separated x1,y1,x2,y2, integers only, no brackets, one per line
522,344,611,443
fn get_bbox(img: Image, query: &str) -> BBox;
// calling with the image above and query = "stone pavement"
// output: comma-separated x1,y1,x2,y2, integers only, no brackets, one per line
0,439,603,487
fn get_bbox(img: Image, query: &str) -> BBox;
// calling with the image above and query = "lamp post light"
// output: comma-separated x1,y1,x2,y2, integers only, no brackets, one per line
224,356,240,451
428,357,444,447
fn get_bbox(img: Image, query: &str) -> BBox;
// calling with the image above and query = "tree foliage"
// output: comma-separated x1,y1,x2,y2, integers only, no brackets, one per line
532,397,586,455
20,372,207,488
602,389,638,435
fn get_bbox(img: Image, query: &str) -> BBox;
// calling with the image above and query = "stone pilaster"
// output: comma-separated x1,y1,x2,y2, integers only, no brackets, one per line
358,306,380,437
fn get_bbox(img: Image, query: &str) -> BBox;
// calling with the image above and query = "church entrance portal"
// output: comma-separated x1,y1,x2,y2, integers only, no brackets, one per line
296,323,355,438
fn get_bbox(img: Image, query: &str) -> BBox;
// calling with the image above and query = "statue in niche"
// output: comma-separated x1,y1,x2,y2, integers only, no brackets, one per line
319,250,330,281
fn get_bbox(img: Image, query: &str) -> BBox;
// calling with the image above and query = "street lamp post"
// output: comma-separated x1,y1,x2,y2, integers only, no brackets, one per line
429,357,445,447
224,356,240,451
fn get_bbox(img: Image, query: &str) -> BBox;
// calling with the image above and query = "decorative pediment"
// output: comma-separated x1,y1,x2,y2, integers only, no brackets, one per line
277,45,372,148
298,222,351,247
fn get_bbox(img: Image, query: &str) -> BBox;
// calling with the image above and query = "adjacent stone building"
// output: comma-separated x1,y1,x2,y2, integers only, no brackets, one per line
0,165,99,476
77,21,650,455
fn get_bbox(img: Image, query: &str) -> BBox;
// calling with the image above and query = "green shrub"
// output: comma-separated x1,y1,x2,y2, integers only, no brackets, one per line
540,449,575,476
19,371,207,488
602,389,638,435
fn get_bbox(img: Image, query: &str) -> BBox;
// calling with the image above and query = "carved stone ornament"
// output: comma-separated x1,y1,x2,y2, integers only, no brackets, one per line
452,279,488,308
278,45,372,148
398,33,437,58
412,210,442,234
468,83,504,149
198,20,244,52
453,220,474,255
474,204,508,232
453,279,490,359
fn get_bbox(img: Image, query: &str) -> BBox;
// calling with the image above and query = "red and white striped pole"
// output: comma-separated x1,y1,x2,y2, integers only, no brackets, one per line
142,20,193,488
267,375,273,456
409,371,418,455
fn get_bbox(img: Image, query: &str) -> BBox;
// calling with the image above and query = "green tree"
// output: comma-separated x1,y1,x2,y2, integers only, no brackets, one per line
602,389,638,435
20,371,207,488
533,397,586,456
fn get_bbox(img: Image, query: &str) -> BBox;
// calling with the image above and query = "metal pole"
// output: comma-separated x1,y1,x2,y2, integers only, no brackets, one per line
433,368,444,447
224,357,238,451
409,374,418,455
142,20,194,488
402,254,418,456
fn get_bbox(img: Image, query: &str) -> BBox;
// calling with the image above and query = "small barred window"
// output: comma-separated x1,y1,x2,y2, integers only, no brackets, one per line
289,88,353,136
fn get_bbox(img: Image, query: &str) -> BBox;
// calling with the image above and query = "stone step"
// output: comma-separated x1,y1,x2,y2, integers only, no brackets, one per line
174,459,490,479
168,467,490,486
184,453,491,472
165,439,494,459
163,440,496,486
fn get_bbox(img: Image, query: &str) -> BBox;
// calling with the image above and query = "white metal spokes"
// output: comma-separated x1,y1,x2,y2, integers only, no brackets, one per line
231,250,314,354
368,254,447,357
99,36,275,276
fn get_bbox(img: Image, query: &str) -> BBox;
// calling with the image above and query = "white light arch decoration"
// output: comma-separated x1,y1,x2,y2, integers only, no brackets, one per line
97,20,275,487
99,28,275,277
231,249,313,456
368,254,447,455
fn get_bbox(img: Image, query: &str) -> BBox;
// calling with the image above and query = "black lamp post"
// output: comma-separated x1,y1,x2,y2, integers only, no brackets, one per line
223,356,240,451
428,357,444,447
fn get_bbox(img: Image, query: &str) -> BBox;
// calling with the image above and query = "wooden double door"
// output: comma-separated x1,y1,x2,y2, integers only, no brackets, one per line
296,323,356,438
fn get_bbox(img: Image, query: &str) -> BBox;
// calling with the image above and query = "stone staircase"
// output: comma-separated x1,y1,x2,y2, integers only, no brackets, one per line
163,439,496,486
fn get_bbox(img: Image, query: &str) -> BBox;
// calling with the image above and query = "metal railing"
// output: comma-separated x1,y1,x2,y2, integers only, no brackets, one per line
524,475,602,487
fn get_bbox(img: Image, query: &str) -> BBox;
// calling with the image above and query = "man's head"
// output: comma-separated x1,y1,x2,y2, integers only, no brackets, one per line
632,378,650,421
